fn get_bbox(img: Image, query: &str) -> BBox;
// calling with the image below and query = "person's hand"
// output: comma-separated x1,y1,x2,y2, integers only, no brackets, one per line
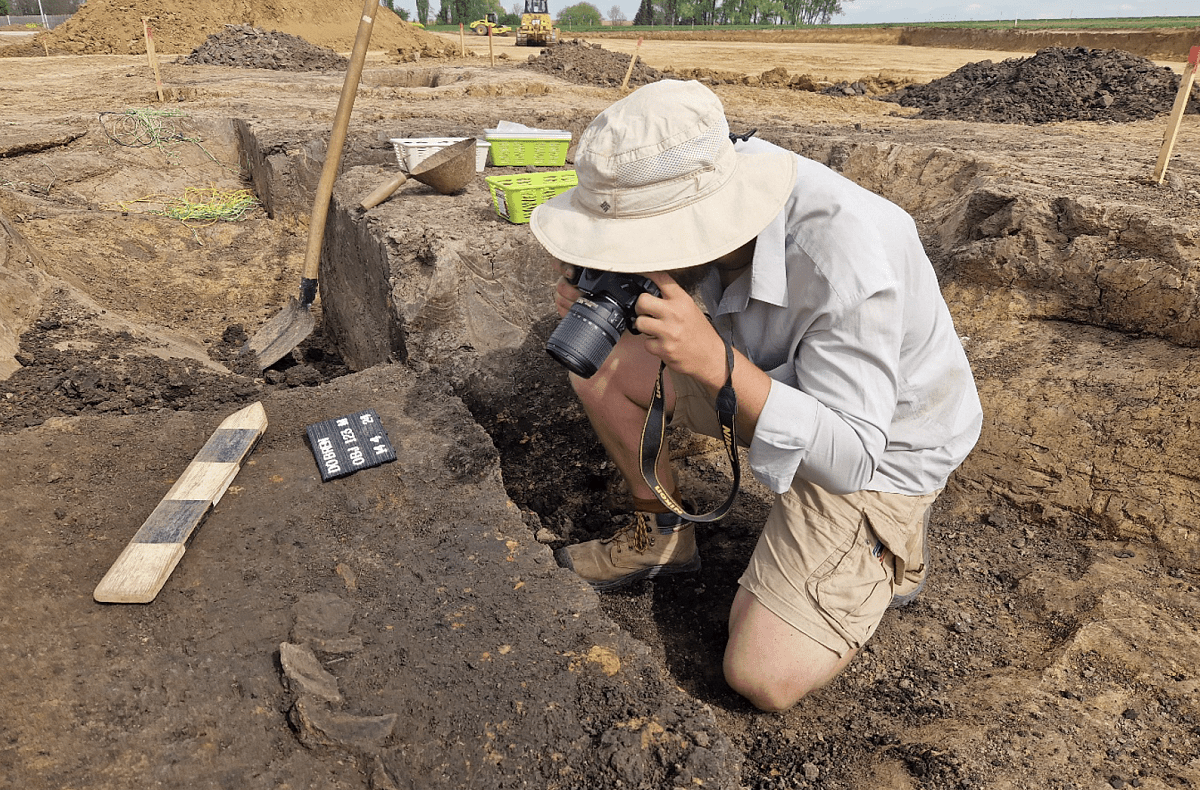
634,271,728,389
553,261,580,319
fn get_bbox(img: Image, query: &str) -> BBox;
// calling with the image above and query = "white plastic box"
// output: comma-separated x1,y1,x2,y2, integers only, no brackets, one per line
390,137,490,174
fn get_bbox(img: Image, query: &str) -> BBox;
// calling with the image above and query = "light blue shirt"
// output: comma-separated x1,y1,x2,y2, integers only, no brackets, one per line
698,139,983,497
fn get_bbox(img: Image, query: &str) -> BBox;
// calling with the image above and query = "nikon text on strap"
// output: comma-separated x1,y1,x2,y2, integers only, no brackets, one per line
638,334,741,523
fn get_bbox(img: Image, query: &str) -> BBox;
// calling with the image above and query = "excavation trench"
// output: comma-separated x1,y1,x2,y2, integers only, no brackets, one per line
232,115,1200,568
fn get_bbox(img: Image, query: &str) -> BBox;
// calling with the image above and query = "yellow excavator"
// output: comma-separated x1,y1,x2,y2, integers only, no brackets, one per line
515,0,558,46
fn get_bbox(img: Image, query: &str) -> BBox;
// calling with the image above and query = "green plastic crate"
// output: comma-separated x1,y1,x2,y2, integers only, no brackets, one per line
485,170,577,224
485,135,571,167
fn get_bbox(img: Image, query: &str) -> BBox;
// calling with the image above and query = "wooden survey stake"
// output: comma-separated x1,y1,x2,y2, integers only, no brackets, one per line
93,401,267,604
1153,45,1199,185
142,17,165,103
620,37,644,92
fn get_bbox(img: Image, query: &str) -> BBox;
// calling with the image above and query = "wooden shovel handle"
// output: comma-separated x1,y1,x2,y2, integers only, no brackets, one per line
301,0,379,286
360,171,409,209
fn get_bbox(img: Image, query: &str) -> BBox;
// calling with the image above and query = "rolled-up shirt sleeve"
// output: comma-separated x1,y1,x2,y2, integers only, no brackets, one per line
722,138,981,498
747,284,902,495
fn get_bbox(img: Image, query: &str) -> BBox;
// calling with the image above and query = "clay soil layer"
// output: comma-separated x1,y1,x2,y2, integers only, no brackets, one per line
3,11,1200,790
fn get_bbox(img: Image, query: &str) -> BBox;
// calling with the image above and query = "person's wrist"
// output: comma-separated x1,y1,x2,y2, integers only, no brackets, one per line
702,335,730,395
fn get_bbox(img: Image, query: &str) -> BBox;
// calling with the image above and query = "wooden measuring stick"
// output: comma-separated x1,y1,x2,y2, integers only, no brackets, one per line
142,17,165,102
1153,45,1199,185
459,22,465,56
620,37,643,91
488,22,494,67
93,402,267,603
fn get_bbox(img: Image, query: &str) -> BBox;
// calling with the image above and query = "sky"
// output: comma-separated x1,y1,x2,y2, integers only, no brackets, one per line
396,0,1197,25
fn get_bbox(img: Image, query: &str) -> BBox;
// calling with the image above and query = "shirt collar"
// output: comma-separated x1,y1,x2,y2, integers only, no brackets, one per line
749,207,789,308
707,207,789,316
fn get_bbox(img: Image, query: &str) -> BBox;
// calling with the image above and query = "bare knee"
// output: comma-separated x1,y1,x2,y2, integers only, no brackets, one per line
566,332,663,409
723,589,856,712
722,654,816,712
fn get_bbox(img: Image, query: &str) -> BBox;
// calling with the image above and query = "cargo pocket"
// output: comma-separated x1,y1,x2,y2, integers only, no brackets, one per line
804,513,893,649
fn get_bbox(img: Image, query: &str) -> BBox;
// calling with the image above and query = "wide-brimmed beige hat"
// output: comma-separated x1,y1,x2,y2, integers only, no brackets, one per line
529,79,796,274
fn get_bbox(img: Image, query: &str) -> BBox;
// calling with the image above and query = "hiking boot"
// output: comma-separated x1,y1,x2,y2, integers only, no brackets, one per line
554,512,700,592
889,517,930,609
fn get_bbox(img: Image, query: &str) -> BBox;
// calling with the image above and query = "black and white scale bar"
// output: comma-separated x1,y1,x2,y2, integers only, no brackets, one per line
93,401,268,604
306,409,396,481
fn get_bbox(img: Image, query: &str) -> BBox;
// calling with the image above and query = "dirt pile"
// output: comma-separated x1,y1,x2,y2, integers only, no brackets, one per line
180,25,349,71
884,46,1200,123
821,73,915,96
522,38,664,88
0,0,457,57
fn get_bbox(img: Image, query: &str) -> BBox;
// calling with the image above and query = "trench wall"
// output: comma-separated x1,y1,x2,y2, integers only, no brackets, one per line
0,212,49,380
898,27,1200,62
319,164,559,372
584,26,1200,61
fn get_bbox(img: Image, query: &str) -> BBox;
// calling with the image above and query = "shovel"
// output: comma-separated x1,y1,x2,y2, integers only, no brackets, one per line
244,0,380,371
359,138,478,209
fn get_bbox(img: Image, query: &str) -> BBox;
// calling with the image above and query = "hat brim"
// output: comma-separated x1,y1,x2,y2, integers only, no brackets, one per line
530,148,796,274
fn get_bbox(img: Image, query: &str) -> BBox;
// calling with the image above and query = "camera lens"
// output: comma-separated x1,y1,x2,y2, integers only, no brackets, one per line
545,297,628,378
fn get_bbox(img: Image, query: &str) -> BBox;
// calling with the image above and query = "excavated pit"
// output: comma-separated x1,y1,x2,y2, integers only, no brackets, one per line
5,51,1200,786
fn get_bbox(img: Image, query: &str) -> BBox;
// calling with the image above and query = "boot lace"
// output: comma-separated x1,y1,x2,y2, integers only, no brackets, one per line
601,511,653,553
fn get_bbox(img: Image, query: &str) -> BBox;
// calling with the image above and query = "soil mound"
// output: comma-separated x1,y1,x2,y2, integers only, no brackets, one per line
0,0,457,57
521,38,664,88
883,46,1200,123
181,25,348,71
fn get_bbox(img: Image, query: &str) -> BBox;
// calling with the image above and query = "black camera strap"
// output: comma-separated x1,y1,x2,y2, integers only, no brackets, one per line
638,334,741,523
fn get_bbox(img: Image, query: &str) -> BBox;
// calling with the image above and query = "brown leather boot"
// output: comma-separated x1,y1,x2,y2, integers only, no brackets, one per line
554,512,700,592
889,515,930,609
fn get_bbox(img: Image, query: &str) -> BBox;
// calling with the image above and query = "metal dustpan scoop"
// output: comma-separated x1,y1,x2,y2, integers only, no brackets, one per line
360,138,478,209
411,137,478,192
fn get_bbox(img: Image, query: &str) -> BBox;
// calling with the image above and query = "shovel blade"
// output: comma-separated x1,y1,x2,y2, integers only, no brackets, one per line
244,298,316,370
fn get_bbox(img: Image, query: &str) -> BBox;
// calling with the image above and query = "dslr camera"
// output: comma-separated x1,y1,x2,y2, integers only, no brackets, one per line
545,266,661,378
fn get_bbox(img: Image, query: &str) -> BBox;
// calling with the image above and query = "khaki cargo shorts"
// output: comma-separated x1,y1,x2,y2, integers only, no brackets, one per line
670,368,940,657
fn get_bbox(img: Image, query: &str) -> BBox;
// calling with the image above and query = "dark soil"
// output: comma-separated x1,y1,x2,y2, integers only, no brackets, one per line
522,37,665,88
180,24,349,71
882,46,1200,123
0,296,352,433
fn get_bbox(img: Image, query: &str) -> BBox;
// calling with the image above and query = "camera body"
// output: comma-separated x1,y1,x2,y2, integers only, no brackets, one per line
545,266,661,378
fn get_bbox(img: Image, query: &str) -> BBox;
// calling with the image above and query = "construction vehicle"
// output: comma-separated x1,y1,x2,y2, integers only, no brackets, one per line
515,0,558,46
469,13,511,36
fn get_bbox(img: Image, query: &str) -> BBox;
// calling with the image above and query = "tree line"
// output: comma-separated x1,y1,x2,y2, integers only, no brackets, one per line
630,0,844,25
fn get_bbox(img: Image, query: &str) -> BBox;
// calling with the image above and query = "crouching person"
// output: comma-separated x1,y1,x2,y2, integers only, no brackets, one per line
529,80,983,712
